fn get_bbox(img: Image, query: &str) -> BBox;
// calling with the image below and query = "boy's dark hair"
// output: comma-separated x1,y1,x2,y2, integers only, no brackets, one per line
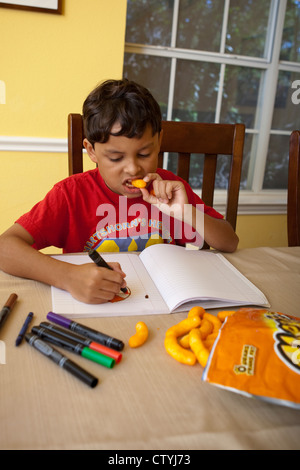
82,79,162,146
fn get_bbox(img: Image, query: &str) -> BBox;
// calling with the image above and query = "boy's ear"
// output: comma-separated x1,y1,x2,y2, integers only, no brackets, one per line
83,138,97,163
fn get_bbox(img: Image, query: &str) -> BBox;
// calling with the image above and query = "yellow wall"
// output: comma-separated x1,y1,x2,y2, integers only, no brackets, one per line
236,214,288,249
0,1,288,250
0,0,126,252
0,0,127,137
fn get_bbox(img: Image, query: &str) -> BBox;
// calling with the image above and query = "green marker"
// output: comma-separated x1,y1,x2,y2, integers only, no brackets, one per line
81,345,115,368
31,326,115,368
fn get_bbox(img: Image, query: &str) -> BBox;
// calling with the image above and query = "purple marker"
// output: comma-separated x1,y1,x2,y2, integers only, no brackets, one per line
47,312,124,351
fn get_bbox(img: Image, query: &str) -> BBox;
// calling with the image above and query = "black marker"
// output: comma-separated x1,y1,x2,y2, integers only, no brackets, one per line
39,321,122,363
47,311,124,351
31,325,115,369
25,332,98,388
88,249,128,294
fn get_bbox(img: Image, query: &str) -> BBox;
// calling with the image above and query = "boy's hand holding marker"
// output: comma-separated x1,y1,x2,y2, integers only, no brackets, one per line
65,257,127,305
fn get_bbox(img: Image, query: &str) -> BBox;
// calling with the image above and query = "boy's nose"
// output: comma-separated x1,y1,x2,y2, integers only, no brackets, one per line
124,158,141,175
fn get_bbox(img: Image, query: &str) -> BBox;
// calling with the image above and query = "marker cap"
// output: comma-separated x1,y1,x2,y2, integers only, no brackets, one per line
47,311,71,329
82,347,115,369
89,341,122,363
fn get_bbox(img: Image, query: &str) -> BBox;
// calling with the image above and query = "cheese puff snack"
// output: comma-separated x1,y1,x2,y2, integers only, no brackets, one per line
131,179,147,188
202,308,300,409
164,315,201,365
129,321,149,348
165,307,235,366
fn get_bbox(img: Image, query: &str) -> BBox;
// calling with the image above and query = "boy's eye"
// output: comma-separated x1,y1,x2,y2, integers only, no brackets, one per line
138,153,150,158
109,156,123,162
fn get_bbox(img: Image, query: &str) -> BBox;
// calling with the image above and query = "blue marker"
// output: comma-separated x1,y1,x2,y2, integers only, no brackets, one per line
15,312,34,346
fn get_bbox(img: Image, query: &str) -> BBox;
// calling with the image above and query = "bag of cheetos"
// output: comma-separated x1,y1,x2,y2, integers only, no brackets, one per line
202,308,300,408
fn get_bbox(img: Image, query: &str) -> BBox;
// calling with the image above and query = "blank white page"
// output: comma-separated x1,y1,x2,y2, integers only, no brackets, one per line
139,244,269,311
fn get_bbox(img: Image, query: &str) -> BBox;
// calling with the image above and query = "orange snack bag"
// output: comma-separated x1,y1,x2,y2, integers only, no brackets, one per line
202,308,300,408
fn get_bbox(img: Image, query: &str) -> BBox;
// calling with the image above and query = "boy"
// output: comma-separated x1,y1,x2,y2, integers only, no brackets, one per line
0,79,238,304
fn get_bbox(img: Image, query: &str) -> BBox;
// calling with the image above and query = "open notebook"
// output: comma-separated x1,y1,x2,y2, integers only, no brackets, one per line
51,244,270,318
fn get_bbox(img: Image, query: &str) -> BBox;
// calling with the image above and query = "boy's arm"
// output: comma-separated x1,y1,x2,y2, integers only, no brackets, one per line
197,209,239,253
0,224,127,303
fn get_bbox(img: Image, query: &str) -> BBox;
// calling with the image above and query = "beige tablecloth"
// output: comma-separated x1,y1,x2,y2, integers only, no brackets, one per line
0,247,299,450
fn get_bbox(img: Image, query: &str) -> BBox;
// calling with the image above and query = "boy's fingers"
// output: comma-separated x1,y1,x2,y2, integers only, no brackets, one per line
108,261,126,278
143,173,162,183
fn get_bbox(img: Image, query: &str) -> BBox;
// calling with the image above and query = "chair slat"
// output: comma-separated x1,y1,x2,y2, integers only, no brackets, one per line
177,153,191,182
202,154,217,209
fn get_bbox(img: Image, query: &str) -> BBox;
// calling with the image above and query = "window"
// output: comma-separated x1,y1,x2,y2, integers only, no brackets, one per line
123,0,300,213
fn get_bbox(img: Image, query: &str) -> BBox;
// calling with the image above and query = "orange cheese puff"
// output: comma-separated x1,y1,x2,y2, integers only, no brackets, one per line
131,179,147,188
129,321,148,348
164,334,196,365
203,312,222,332
205,331,219,342
165,316,201,338
188,306,206,319
217,310,236,322
189,328,210,367
199,318,214,339
179,317,214,348
204,337,217,351
178,333,191,349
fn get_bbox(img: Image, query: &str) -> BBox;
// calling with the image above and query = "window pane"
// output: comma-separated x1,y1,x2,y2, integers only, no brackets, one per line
172,60,220,122
271,70,300,131
220,66,263,128
280,0,300,62
263,135,290,189
226,0,272,57
176,0,224,52
123,53,171,119
125,0,174,47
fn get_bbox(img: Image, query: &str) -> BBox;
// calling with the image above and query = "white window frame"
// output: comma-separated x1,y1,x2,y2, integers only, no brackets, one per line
125,0,300,215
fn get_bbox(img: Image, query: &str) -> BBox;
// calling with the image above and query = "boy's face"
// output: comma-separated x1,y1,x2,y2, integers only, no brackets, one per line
84,123,162,198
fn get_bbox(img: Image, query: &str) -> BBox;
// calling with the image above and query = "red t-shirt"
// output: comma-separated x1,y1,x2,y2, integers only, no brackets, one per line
16,168,223,253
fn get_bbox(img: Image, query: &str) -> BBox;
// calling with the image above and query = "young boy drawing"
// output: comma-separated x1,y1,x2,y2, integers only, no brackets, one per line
0,79,238,304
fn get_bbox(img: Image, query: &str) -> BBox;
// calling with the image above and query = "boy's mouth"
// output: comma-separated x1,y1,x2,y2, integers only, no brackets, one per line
124,178,145,189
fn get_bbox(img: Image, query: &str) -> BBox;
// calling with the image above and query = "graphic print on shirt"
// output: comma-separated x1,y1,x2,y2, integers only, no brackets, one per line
83,192,206,253
84,198,176,252
83,215,175,253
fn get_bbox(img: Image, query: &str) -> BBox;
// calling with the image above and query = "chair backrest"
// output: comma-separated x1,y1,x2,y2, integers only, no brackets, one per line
68,113,245,231
288,130,300,247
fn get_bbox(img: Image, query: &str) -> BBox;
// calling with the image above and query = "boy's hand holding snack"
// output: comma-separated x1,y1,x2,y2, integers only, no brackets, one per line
139,173,189,221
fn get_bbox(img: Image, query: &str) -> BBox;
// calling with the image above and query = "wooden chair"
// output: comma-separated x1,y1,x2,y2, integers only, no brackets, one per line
68,113,245,232
288,130,300,247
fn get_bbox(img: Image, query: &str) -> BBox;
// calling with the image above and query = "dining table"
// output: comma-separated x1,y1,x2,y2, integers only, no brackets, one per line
0,246,299,451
